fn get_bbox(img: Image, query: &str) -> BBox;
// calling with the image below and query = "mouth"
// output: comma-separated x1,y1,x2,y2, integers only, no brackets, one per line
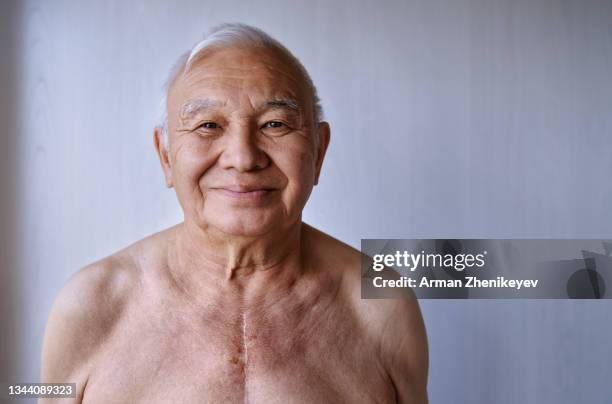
213,185,277,199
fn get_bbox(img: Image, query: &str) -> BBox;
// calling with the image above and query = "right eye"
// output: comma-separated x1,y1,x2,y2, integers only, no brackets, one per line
199,122,220,130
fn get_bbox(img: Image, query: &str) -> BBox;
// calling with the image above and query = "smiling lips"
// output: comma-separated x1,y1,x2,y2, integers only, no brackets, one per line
214,185,276,199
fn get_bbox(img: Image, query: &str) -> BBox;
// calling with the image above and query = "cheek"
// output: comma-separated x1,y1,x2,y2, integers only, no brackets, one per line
171,139,218,200
272,141,317,202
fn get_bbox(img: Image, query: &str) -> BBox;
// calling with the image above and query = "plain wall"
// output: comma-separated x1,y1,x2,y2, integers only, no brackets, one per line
3,0,612,403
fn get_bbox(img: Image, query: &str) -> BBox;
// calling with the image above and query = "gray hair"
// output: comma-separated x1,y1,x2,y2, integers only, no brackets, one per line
156,23,323,149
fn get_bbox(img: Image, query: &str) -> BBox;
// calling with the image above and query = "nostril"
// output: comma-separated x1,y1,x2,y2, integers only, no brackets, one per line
219,135,270,172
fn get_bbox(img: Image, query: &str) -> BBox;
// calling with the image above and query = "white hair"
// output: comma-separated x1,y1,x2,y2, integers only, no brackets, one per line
156,23,323,149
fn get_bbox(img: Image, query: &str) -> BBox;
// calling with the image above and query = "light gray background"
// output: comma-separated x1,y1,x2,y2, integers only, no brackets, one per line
1,0,612,403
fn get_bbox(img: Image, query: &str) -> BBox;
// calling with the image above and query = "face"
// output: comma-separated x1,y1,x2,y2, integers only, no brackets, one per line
155,46,330,237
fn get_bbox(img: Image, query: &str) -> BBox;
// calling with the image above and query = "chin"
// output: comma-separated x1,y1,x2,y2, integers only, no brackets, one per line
206,210,285,237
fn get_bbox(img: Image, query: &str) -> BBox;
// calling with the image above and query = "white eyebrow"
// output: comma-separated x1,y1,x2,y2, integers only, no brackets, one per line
180,98,301,119
180,98,224,119
266,99,300,112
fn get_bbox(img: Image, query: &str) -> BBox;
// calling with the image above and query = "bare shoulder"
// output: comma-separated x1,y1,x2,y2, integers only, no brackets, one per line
358,296,429,404
301,223,362,273
41,253,136,387
41,227,172,387
302,223,428,403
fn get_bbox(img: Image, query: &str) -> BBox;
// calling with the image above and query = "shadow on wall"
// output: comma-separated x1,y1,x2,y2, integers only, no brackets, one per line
0,0,20,385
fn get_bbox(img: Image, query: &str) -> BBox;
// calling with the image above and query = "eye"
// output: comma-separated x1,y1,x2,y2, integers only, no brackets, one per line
200,122,220,130
260,120,292,137
262,121,285,129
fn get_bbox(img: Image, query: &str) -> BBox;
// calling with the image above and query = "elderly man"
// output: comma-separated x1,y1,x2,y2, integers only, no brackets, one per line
41,23,428,403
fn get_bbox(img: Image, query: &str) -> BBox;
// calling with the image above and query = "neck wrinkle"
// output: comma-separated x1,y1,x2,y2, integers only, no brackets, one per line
165,219,305,303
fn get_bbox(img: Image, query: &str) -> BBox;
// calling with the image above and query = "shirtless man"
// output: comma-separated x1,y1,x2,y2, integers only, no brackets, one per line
41,23,428,403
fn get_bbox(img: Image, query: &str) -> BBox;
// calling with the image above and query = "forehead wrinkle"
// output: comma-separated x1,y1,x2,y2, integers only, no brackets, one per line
173,62,309,123
181,51,308,95
182,71,305,97
184,56,299,81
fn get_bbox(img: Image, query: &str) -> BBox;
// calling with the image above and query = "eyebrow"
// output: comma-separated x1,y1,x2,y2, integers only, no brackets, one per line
179,97,301,121
265,99,300,112
180,98,224,120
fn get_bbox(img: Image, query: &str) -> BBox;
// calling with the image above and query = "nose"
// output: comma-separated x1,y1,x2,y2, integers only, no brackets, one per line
218,123,269,172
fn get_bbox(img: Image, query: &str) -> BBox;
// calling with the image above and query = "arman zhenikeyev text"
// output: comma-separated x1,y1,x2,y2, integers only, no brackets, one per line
373,276,539,290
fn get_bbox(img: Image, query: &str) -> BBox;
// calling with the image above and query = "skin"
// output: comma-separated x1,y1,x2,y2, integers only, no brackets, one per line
41,45,428,403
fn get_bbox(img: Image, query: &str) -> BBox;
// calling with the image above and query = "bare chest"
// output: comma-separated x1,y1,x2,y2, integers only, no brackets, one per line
82,296,395,404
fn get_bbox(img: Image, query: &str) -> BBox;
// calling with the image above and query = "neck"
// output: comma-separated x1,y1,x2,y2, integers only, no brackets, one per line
166,219,305,302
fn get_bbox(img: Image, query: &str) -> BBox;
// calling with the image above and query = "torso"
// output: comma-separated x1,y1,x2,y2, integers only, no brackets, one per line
79,225,397,404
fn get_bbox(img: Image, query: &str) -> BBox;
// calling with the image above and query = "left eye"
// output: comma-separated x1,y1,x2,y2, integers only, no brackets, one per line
263,121,285,129
200,122,219,129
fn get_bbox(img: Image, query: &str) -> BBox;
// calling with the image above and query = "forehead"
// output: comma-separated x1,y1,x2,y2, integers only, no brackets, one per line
169,46,309,111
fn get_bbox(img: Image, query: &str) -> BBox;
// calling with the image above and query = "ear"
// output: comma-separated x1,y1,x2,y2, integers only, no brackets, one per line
314,122,330,186
153,127,174,188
